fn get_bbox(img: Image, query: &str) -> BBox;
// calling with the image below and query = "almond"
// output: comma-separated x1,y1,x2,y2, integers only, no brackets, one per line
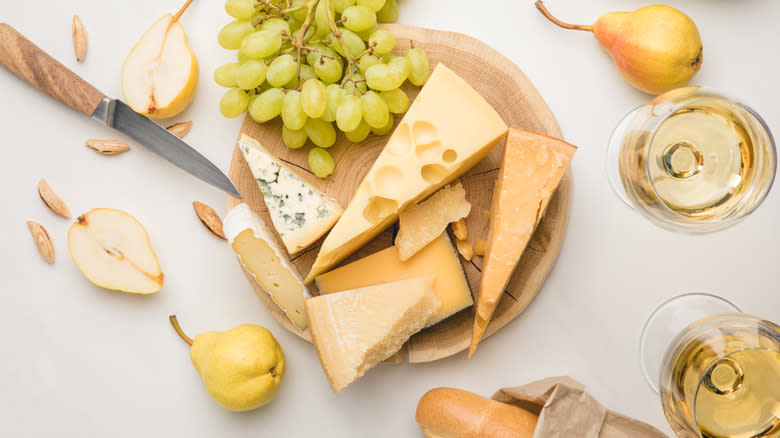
166,121,192,138
37,179,71,218
27,221,55,263
193,201,226,240
85,139,130,155
72,15,87,62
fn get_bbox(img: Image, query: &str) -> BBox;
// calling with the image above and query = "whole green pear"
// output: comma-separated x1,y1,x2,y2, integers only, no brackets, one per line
170,316,285,411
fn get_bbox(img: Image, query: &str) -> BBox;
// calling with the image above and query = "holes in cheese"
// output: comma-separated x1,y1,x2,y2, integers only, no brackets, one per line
305,64,508,283
442,149,458,163
374,165,404,197
386,122,412,155
362,196,399,224
412,120,438,146
415,140,443,161
421,163,448,183
396,182,471,261
224,203,311,331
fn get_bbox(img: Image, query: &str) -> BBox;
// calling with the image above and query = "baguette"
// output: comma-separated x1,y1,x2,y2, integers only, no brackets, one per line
416,388,537,438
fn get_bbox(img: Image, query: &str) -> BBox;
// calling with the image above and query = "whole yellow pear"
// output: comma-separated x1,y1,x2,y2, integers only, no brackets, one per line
170,317,285,411
536,2,702,95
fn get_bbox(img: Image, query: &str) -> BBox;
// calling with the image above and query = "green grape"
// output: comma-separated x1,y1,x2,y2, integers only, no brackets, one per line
225,0,257,19
333,0,356,13
282,125,308,149
308,148,336,178
239,30,282,59
248,87,284,122
379,88,409,114
237,51,251,63
355,25,378,42
220,88,250,118
214,63,240,88
266,54,297,87
281,90,308,130
285,64,316,89
261,17,291,35
344,120,371,143
388,56,411,81
405,48,430,86
342,6,377,32
304,118,337,148
357,54,380,73
218,20,255,50
336,94,363,132
376,0,399,23
327,28,365,58
289,0,308,21
368,29,395,54
313,56,343,84
314,0,333,38
301,79,328,118
356,0,386,12
371,114,394,135
236,60,268,90
342,71,368,94
361,91,389,128
365,64,403,90
321,84,342,122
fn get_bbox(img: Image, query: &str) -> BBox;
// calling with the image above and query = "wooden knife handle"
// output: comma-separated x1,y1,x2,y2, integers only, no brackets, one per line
0,23,105,117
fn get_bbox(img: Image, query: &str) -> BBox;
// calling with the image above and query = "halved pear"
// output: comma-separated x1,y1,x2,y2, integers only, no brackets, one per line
122,1,198,119
68,208,164,294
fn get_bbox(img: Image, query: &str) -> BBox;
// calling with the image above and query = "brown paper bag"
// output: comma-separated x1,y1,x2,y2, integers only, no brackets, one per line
492,376,669,438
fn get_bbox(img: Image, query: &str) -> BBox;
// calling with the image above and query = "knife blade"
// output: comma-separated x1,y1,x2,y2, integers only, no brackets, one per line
0,23,241,198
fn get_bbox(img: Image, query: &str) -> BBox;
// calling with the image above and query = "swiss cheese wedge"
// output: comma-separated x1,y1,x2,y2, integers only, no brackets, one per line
306,277,441,392
469,129,576,356
224,203,311,331
305,64,507,282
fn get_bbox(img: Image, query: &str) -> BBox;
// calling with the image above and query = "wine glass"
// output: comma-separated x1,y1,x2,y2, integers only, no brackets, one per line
640,293,780,437
606,87,776,232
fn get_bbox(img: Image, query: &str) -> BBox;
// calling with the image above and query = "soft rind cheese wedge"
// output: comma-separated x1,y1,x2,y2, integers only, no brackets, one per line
315,233,472,327
224,203,312,331
305,64,508,282
469,129,576,356
238,134,343,255
306,277,441,392
395,181,471,261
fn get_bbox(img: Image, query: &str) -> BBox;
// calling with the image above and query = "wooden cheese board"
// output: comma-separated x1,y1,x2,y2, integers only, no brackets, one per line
226,23,572,363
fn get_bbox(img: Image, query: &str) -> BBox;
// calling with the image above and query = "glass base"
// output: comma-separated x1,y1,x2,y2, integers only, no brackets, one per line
606,106,642,207
639,293,741,393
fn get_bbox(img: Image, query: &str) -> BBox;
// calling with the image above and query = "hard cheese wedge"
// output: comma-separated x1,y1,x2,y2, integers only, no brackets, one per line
315,232,472,326
224,203,311,331
238,134,343,255
305,64,507,282
306,277,441,392
469,129,576,356
395,181,471,261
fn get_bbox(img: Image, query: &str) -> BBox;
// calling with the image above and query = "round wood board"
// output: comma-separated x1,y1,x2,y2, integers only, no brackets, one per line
227,24,572,363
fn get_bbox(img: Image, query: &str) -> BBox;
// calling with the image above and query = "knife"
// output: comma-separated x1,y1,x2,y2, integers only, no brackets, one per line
0,23,241,198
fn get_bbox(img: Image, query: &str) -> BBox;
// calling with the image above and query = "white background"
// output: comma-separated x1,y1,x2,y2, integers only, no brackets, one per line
1,0,779,436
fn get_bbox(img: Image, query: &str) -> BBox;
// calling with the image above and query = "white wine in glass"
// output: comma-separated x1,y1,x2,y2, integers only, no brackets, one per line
641,294,780,438
607,87,776,232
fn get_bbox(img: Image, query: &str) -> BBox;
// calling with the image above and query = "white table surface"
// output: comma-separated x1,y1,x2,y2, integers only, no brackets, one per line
2,0,779,436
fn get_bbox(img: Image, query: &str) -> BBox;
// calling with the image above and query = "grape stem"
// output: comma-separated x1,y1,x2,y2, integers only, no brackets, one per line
292,0,319,90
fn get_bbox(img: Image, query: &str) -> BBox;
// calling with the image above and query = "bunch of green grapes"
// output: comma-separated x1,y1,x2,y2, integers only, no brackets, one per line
214,0,430,178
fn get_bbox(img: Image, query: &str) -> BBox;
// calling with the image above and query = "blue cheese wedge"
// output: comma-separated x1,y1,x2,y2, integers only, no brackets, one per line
238,134,343,255
224,203,312,331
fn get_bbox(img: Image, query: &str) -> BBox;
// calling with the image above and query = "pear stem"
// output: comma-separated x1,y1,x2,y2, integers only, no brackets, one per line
173,0,194,22
169,315,193,346
535,1,593,32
